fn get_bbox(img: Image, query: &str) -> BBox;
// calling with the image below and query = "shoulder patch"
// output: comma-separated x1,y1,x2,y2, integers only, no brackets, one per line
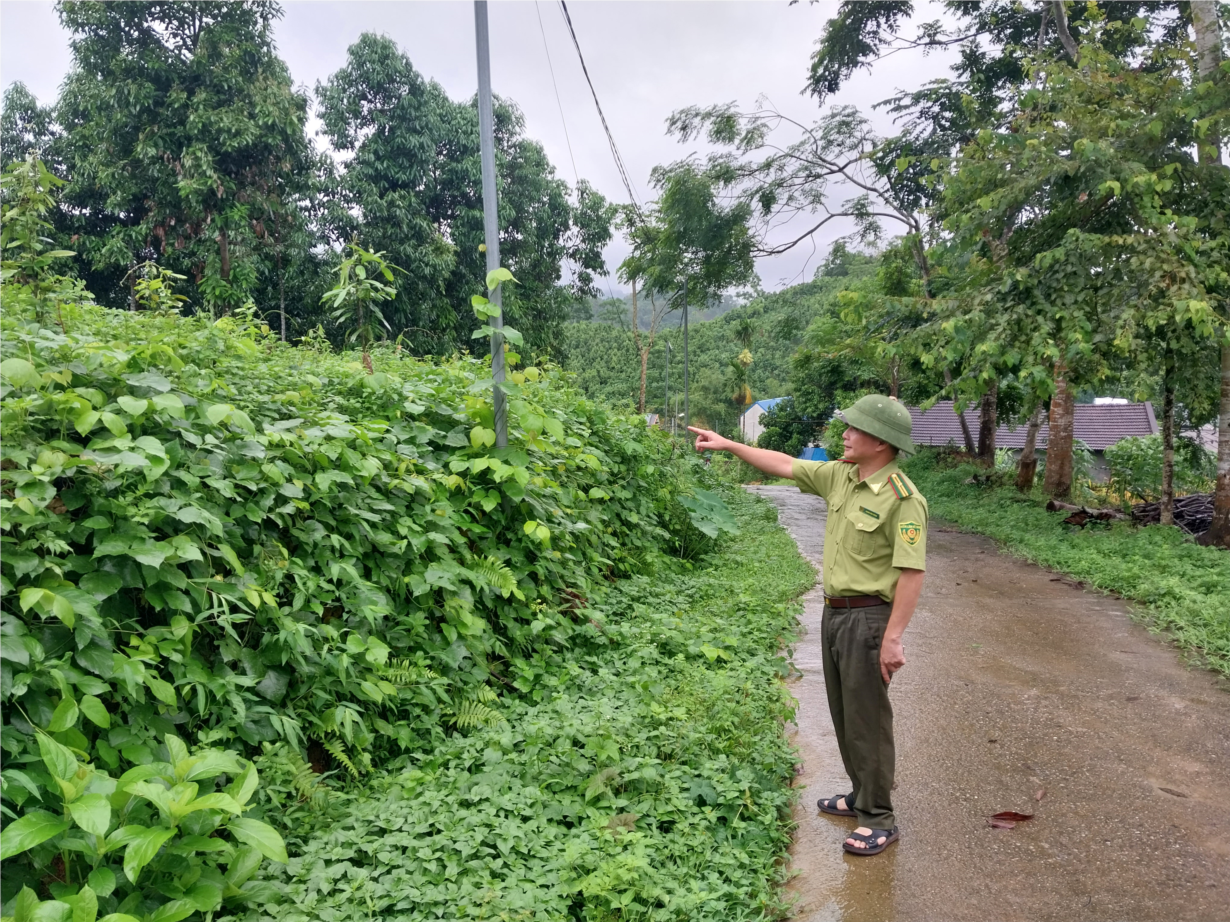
888,472,913,500
899,521,923,546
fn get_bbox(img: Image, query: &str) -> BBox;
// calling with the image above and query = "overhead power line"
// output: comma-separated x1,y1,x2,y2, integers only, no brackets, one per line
557,0,643,221
534,1,580,188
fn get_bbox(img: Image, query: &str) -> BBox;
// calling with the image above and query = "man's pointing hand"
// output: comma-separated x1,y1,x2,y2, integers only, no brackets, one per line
687,426,728,453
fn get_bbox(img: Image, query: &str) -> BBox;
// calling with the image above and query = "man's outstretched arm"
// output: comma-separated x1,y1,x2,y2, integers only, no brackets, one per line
687,426,796,480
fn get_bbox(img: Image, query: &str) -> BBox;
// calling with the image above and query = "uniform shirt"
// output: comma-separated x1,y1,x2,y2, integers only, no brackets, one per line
791,457,928,603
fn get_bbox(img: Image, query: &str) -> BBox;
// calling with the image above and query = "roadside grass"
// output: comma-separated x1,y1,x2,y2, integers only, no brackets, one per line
226,490,816,922
903,452,1230,678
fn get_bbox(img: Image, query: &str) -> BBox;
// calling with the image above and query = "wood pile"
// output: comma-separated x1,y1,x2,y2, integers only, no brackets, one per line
1131,493,1213,536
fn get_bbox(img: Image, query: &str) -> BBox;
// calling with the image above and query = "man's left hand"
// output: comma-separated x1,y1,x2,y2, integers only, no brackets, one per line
880,635,906,684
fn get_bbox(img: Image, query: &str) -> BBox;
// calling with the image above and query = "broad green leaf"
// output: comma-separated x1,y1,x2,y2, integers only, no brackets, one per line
0,810,70,859
98,915,142,922
145,676,177,706
38,733,78,781
19,587,48,613
165,735,190,769
182,793,243,816
69,885,98,922
47,696,79,732
116,396,148,416
485,267,517,289
122,826,176,883
79,695,111,729
151,393,185,417
144,901,195,922
74,409,101,436
205,404,231,425
51,593,76,628
100,412,127,437
123,372,172,392
79,571,121,600
14,886,40,922
183,750,243,783
87,868,116,898
225,763,259,807
1,357,40,388
68,793,112,837
227,818,288,863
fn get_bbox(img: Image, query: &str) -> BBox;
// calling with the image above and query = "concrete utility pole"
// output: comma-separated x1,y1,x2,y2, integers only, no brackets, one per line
474,0,507,448
664,341,671,433
682,277,689,430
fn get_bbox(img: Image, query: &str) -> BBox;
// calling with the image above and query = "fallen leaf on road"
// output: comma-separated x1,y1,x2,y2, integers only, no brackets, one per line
989,811,1034,822
1158,787,1188,798
988,817,1017,829
1035,789,1046,802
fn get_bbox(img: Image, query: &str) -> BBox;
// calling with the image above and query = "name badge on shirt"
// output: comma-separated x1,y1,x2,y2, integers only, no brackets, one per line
859,506,880,520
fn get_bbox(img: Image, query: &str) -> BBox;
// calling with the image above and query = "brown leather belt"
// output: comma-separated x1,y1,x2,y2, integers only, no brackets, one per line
825,595,888,609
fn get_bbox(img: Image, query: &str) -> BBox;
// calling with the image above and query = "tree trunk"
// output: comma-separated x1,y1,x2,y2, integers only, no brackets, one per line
219,228,231,282
943,368,977,453
1204,343,1230,547
1016,404,1044,493
890,357,900,398
978,380,998,465
1192,0,1229,547
275,213,286,342
1043,362,1076,499
1050,1,1080,63
1161,371,1175,527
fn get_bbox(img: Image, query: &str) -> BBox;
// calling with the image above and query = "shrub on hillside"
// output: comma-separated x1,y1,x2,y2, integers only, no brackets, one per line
0,297,732,911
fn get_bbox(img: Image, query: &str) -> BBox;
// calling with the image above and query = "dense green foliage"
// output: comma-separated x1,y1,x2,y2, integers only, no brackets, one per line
315,33,614,355
563,272,875,434
1104,435,1217,504
0,4,612,356
904,452,1230,675
219,490,814,921
0,277,764,915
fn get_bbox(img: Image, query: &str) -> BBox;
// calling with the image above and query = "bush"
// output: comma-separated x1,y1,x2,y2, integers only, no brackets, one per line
0,297,732,911
1104,434,1216,504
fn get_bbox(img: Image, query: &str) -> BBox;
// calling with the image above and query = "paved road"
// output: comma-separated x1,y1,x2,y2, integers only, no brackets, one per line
746,485,1230,922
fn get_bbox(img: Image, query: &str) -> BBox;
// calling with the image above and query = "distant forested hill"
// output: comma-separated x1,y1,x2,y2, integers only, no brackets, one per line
562,259,878,434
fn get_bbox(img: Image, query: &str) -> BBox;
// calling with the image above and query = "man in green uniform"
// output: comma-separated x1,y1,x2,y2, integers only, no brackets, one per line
688,395,926,856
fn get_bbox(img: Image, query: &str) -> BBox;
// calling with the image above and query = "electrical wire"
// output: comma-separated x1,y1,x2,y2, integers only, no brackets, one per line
557,0,643,222
535,0,580,188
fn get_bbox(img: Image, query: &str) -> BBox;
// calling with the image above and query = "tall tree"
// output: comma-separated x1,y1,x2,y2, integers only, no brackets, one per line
316,33,613,357
54,0,314,313
1191,0,1230,547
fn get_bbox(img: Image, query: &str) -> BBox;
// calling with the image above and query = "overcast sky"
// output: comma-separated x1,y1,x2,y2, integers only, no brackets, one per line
0,0,957,292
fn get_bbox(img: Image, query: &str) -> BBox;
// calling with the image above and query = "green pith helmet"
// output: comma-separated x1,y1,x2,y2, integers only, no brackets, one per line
837,394,915,455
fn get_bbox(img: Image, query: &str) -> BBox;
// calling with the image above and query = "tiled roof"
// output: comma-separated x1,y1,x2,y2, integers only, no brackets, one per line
909,401,1157,451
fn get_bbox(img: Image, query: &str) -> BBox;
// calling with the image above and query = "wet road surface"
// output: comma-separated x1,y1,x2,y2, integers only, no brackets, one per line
746,485,1230,922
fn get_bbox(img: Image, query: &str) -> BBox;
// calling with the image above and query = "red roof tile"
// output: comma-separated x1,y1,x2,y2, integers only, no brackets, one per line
908,401,1157,451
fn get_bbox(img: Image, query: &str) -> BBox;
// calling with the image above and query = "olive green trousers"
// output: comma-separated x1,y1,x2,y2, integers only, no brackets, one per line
821,602,897,830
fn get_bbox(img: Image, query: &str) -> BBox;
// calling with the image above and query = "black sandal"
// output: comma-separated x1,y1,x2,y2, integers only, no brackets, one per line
817,793,857,817
842,826,899,856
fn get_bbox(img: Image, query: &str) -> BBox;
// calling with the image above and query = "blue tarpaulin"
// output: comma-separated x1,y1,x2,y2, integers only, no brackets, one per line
798,446,828,461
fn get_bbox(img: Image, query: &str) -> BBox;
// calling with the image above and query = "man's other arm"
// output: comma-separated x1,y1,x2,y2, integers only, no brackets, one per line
686,427,796,480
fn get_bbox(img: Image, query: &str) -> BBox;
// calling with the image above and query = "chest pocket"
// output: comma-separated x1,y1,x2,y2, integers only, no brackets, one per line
844,508,886,558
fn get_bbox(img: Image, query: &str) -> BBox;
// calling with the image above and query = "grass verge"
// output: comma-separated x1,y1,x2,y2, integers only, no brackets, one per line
903,452,1230,677
225,490,816,921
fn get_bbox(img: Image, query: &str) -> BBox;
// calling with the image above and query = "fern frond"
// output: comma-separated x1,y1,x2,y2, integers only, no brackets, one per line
450,699,502,730
377,658,440,687
470,555,518,598
475,685,498,704
323,738,362,778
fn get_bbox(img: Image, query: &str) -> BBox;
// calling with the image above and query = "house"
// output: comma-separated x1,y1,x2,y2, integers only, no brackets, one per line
740,397,786,444
908,400,1158,478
